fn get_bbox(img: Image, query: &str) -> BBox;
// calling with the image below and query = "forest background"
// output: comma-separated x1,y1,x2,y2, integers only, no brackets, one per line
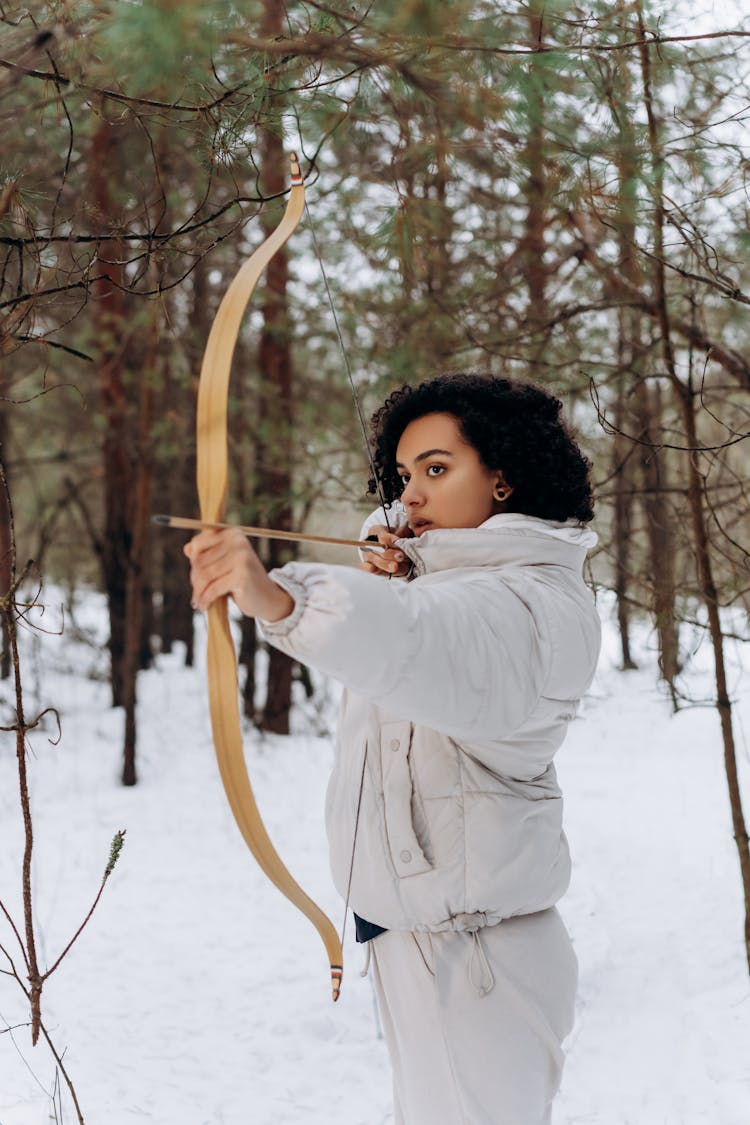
1,0,750,1112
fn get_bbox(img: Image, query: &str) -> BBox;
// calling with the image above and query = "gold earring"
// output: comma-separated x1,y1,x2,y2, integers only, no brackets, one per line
494,487,509,501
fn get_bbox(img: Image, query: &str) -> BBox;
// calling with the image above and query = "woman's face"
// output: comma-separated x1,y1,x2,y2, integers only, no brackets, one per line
395,412,508,536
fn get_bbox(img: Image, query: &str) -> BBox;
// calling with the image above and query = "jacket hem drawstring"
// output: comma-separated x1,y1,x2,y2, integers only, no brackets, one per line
468,929,495,997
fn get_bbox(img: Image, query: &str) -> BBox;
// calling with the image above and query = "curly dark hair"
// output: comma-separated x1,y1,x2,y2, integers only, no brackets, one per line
368,373,595,523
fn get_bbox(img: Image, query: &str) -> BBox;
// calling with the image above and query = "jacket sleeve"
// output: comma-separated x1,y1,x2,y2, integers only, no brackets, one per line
258,561,548,743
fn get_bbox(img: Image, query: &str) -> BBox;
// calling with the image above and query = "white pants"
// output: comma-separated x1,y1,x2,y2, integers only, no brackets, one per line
370,908,577,1125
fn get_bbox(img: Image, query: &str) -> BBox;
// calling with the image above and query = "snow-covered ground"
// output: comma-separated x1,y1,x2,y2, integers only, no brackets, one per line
1,589,749,1125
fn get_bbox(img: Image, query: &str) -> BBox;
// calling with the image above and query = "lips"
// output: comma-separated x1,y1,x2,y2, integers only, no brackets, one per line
411,519,432,533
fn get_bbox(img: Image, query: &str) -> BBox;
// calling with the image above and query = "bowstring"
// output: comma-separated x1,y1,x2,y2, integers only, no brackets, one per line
279,6,390,526
274,6,387,983
339,743,369,953
298,153,391,958
302,191,393,534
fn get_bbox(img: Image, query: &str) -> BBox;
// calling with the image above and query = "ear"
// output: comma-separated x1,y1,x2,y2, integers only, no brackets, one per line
493,474,513,503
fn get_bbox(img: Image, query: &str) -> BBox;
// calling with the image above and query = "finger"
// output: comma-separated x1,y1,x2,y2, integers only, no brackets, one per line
362,550,404,576
188,547,229,600
191,563,237,612
376,532,411,557
365,525,402,548
373,527,399,547
366,529,406,557
195,526,247,550
184,528,225,562
187,529,253,576
190,530,262,608
361,549,387,570
362,551,395,576
365,524,389,540
363,547,398,568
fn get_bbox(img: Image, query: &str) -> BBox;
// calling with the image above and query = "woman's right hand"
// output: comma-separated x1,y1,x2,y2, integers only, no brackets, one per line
358,523,412,578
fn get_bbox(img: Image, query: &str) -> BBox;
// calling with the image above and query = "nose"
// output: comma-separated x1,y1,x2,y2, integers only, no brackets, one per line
400,477,424,508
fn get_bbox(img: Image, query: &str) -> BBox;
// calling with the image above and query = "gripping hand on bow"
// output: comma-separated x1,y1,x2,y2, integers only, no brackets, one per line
185,528,294,622
358,523,412,577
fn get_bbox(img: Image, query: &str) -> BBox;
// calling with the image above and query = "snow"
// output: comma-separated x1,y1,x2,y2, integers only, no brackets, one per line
1,590,749,1124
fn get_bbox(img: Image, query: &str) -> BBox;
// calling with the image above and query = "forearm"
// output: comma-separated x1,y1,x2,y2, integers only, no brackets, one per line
237,575,294,622
260,561,543,741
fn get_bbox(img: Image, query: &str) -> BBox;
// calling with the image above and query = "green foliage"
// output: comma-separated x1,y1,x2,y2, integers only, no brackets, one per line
92,1,229,98
0,0,748,613
352,0,474,38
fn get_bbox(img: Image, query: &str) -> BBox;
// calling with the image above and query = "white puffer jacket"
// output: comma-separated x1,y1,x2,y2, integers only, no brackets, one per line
260,510,600,933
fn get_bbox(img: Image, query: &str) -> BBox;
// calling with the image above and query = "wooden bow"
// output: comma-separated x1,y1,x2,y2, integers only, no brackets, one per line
195,153,343,1001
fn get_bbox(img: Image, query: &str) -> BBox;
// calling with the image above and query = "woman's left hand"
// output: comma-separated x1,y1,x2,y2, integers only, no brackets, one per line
184,529,294,622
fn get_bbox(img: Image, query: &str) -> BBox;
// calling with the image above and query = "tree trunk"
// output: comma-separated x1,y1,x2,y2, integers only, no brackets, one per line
159,523,195,664
0,406,11,679
608,46,679,688
90,114,131,708
139,540,154,672
632,378,680,689
239,616,257,721
157,320,197,666
637,7,750,972
521,1,550,367
121,304,157,786
611,352,638,670
161,253,210,667
679,383,750,974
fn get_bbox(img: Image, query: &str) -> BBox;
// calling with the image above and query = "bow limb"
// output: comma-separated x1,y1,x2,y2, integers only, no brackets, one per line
195,154,343,1001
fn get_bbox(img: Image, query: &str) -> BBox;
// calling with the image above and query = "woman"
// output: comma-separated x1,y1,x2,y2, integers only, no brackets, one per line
186,373,601,1125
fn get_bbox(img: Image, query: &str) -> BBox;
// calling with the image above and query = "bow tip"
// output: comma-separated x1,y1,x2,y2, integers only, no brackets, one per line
330,965,343,1002
290,152,303,185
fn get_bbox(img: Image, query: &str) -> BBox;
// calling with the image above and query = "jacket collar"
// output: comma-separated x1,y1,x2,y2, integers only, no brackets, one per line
395,512,598,578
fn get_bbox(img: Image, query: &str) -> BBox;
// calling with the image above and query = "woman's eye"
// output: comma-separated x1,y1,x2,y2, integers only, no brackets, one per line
398,474,410,487
427,465,445,477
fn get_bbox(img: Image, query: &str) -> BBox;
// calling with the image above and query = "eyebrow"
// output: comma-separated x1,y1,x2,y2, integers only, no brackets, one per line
395,448,455,468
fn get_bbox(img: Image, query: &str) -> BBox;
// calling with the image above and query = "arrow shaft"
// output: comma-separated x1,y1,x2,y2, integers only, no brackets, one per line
153,513,380,551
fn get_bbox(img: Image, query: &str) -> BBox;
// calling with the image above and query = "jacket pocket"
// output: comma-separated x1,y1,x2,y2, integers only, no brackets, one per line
379,720,432,879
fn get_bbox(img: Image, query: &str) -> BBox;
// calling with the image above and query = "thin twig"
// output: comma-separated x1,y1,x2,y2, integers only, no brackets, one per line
43,832,126,980
0,899,30,970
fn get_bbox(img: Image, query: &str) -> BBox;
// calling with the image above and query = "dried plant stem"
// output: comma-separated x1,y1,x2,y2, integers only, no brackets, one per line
38,1016,85,1125
0,897,30,971
0,458,43,1042
0,456,125,1121
44,831,126,980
